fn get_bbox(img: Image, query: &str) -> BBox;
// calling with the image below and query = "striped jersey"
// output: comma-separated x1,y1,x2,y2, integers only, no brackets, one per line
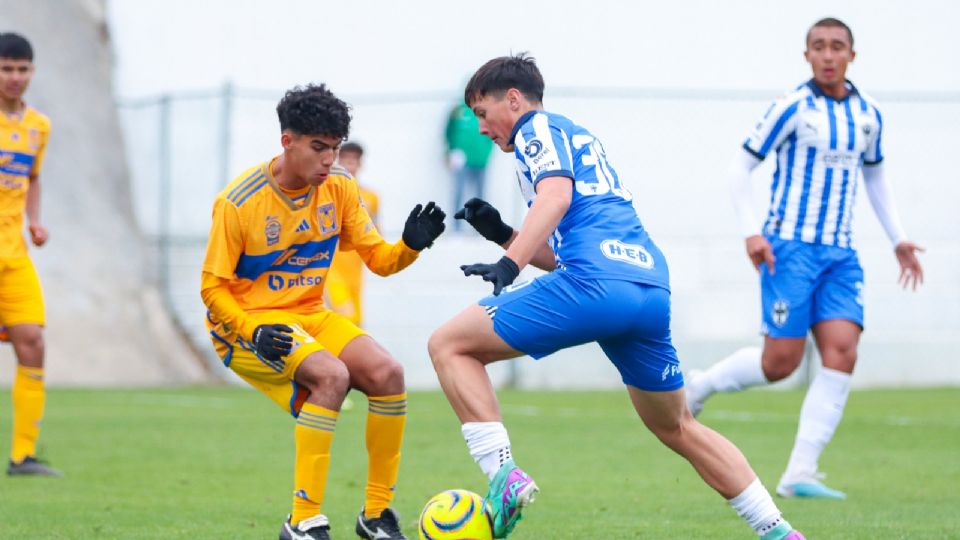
744,79,883,248
511,110,669,290
202,159,417,325
0,106,50,258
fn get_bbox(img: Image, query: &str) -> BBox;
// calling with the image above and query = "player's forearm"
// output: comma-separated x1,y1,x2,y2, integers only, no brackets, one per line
504,178,571,270
862,164,908,247
359,239,420,277
200,272,258,340
729,151,763,237
26,175,41,225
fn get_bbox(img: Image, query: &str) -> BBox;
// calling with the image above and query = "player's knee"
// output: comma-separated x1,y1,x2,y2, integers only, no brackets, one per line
821,342,858,372
761,351,802,382
426,329,450,367
11,326,44,357
364,357,405,393
298,359,350,396
648,414,692,452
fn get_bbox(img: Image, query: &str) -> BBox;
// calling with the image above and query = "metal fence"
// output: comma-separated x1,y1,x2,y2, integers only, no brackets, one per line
117,85,960,388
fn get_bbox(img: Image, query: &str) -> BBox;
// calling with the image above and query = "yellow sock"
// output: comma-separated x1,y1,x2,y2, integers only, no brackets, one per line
364,393,407,518
291,403,338,525
11,365,45,463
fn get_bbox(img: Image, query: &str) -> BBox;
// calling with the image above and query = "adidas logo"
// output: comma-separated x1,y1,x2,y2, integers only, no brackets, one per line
295,219,310,232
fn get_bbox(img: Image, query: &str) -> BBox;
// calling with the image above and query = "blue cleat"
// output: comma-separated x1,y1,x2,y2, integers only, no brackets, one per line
484,459,538,538
777,478,846,500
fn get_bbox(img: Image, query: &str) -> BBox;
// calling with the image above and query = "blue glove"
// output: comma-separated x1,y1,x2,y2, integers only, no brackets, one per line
461,256,520,296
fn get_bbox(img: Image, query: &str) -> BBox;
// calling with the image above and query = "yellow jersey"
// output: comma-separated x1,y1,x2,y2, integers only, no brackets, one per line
201,158,418,340
0,106,50,259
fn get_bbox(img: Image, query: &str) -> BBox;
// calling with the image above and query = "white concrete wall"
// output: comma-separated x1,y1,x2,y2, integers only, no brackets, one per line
110,0,960,388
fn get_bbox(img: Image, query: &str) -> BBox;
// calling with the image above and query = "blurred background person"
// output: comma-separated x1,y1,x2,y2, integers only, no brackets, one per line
327,142,379,412
0,31,62,477
327,142,380,328
444,100,493,231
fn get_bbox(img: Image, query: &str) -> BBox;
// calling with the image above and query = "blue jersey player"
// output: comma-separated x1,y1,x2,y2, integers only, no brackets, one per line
427,54,804,540
685,18,925,500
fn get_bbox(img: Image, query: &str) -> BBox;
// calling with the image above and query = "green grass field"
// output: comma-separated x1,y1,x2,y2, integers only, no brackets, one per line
0,387,958,539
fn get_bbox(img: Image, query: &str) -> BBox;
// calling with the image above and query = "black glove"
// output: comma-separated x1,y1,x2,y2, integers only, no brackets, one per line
454,198,514,245
252,324,294,362
402,201,446,250
461,256,520,296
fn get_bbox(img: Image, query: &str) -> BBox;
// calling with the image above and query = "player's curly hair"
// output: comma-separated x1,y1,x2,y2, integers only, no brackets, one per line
276,83,351,140
464,52,544,106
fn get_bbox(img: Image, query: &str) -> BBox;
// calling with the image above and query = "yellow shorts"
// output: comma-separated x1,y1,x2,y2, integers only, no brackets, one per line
209,309,365,416
0,256,45,327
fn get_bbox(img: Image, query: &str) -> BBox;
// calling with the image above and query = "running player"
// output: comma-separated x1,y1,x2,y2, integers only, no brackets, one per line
0,32,62,477
201,84,445,540
428,53,804,539
685,18,925,500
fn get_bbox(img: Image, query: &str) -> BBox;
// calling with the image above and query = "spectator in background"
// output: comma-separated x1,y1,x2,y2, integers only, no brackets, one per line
327,142,380,328
445,101,493,230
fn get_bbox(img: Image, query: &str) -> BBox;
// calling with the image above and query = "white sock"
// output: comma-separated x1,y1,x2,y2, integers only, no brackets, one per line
781,367,851,483
462,422,512,480
728,478,787,536
691,347,767,403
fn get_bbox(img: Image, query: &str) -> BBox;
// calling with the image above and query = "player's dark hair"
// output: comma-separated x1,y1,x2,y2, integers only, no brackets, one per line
276,83,351,140
0,32,33,61
464,52,544,106
807,17,854,48
340,141,363,157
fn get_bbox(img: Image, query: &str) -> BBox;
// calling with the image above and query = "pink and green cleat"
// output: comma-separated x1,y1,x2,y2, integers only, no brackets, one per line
484,459,539,538
761,522,805,540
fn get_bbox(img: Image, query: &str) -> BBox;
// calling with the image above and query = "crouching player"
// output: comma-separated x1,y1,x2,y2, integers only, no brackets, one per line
201,84,445,540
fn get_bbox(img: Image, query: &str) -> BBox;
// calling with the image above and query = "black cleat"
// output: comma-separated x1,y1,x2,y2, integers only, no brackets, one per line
7,456,63,477
356,507,408,539
279,514,331,540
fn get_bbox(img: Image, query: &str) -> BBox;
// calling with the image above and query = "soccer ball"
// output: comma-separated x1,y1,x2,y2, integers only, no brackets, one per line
418,489,493,540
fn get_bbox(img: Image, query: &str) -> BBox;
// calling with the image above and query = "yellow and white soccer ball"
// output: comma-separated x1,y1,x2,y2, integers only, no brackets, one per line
418,489,493,540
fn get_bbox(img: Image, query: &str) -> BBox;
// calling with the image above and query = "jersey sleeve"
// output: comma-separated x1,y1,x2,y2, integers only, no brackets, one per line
338,180,419,276
30,123,50,177
742,96,801,159
200,272,259,340
202,197,245,279
863,105,884,165
519,114,574,185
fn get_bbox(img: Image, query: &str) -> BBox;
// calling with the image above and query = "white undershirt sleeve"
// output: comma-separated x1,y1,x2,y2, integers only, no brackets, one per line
862,163,907,247
729,150,764,237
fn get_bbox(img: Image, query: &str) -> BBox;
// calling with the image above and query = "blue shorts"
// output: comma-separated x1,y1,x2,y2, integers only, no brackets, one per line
760,237,864,338
478,271,683,391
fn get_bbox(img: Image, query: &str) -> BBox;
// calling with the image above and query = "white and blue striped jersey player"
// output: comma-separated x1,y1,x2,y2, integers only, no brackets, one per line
743,80,881,337
479,110,682,391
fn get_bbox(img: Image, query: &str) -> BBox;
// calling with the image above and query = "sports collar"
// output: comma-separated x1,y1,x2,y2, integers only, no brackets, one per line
509,110,540,144
805,79,860,100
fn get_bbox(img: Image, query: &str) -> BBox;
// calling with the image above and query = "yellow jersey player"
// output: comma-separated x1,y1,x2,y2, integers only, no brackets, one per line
0,33,61,477
200,84,445,540
326,141,379,326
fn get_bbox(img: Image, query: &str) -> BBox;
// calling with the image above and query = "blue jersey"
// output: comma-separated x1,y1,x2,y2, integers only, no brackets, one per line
509,110,669,290
743,80,883,248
